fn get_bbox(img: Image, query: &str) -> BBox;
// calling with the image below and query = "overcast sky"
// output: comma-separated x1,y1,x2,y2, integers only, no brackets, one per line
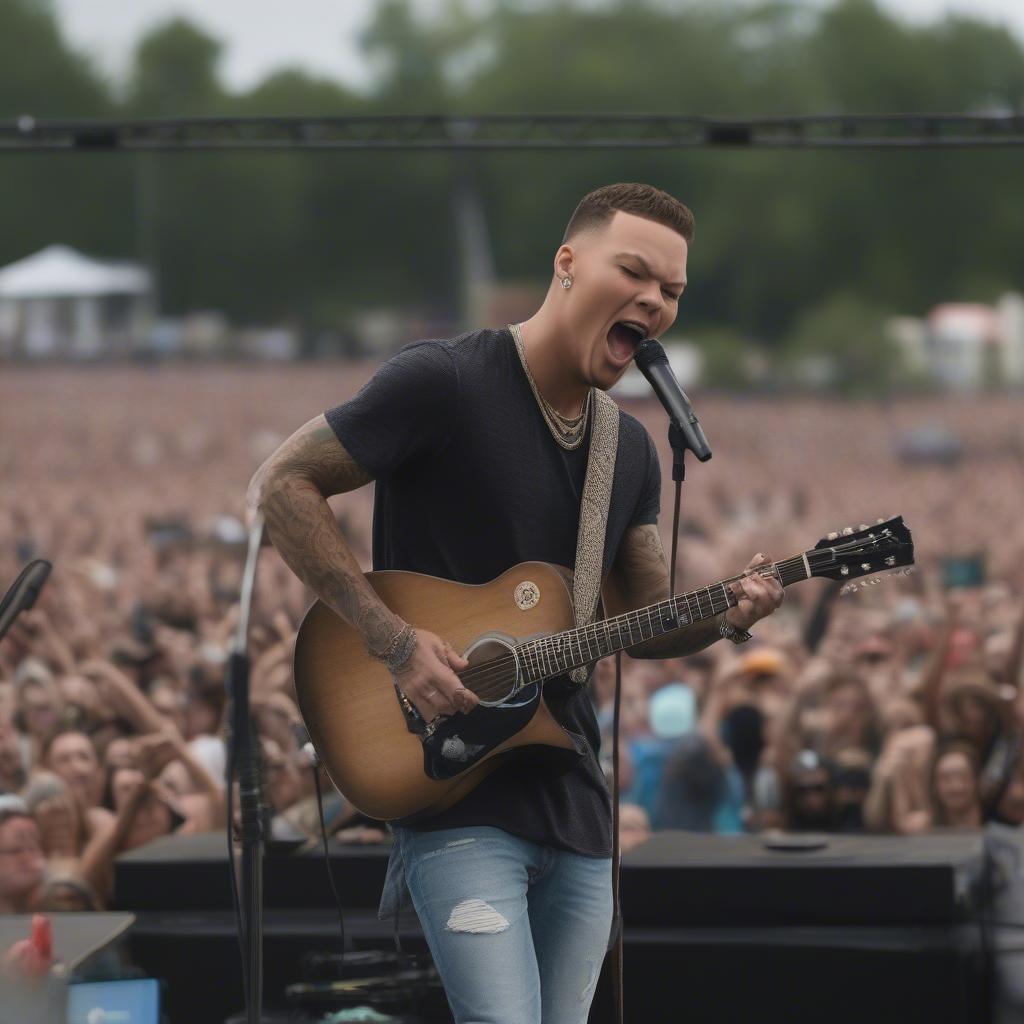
53,0,1024,93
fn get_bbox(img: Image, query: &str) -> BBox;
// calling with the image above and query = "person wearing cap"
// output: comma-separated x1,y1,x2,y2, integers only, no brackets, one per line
625,682,696,820
736,646,794,723
12,660,65,771
782,749,836,832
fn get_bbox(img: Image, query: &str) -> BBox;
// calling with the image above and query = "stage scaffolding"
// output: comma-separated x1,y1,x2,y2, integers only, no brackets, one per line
2,112,1024,152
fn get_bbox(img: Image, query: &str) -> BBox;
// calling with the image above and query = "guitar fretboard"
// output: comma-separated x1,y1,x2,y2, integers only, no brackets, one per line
514,554,812,684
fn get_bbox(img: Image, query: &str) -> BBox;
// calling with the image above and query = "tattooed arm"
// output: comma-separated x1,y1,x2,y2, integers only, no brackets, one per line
247,415,402,653
246,415,475,719
603,524,722,658
602,524,782,659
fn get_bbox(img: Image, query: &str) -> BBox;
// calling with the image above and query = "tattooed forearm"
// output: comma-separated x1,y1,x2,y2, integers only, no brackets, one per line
247,417,372,507
629,614,724,659
609,523,724,659
618,524,670,602
261,485,403,655
357,604,404,657
250,417,403,656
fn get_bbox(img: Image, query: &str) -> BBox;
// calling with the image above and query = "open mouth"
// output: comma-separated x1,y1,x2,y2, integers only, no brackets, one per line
606,321,646,366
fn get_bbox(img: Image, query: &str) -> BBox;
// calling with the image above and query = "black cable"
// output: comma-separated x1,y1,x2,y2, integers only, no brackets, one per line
313,762,347,959
977,845,996,1023
225,731,250,1005
608,649,623,1024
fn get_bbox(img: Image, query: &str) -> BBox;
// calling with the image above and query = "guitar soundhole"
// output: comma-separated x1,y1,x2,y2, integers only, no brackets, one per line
462,636,519,707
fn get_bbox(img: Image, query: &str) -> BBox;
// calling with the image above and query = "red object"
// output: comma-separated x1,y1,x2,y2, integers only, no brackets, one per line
31,915,52,964
2,915,52,979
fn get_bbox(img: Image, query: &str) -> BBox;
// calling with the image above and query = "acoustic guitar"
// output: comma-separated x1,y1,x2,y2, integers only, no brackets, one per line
293,516,914,821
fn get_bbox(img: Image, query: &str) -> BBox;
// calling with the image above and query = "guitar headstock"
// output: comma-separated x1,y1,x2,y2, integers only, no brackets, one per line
808,515,915,583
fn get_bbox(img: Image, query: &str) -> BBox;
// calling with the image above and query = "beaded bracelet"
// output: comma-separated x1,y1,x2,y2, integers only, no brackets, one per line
388,626,418,673
374,622,409,662
376,624,418,674
376,622,409,661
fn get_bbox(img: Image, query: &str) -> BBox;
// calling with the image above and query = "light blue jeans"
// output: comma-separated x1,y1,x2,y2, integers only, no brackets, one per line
393,825,613,1024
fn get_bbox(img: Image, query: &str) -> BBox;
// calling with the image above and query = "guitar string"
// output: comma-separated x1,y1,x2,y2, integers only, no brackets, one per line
458,558,807,699
456,541,901,701
453,557,811,700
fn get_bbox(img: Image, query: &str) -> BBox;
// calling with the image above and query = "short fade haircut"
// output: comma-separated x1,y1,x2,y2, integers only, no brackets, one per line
563,182,694,245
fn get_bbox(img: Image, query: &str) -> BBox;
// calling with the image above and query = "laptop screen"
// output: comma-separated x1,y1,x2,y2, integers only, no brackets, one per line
67,978,160,1024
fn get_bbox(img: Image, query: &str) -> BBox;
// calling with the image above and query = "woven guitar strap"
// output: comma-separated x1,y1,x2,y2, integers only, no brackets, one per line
569,387,619,684
567,388,625,1022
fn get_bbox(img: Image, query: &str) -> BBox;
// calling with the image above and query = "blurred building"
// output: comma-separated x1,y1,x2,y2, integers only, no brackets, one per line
891,293,1024,390
0,245,152,360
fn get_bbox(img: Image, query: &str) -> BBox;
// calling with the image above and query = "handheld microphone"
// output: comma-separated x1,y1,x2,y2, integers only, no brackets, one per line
0,560,52,642
633,339,712,461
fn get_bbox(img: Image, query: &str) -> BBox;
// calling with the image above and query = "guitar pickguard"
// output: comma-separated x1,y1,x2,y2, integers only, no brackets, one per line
420,681,579,781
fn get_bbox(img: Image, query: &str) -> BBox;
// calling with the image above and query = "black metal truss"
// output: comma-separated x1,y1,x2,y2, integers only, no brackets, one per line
2,112,1024,152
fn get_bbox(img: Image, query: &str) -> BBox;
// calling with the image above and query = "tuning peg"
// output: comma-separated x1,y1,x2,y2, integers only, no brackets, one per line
877,518,885,524
827,531,839,540
842,527,854,536
858,524,869,531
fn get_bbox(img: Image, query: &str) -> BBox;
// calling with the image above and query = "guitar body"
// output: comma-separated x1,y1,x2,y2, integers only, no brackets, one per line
293,561,581,821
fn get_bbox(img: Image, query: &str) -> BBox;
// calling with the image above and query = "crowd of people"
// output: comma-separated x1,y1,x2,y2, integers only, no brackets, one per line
1,364,1023,915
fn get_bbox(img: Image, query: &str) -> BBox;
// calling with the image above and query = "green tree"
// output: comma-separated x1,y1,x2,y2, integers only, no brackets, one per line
0,0,128,268
782,292,907,396
127,18,224,116
0,0,108,117
695,328,763,391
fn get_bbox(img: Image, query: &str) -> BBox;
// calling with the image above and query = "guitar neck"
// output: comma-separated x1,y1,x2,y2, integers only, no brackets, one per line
515,554,812,684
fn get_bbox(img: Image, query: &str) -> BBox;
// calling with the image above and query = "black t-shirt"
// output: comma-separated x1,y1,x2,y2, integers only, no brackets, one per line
324,326,660,857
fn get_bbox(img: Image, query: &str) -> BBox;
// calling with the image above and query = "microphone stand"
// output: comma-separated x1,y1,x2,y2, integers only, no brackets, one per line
668,423,688,597
225,511,273,1024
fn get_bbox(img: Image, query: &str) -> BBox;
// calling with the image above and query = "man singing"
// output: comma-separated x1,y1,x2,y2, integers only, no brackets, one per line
248,182,783,1022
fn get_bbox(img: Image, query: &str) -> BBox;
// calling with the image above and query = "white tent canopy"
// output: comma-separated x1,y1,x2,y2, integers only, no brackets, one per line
0,246,152,359
0,245,150,300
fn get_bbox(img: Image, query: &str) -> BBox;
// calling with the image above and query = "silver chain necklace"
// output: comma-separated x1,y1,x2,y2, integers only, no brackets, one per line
510,322,591,451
